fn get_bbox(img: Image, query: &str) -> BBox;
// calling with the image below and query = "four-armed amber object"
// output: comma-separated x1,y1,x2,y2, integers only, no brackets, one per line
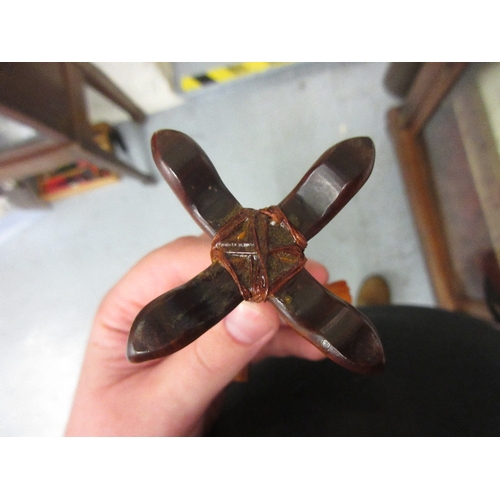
127,130,385,374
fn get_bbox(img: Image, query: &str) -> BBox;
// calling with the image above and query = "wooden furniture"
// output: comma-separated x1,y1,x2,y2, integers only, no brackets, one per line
0,62,156,183
386,62,500,321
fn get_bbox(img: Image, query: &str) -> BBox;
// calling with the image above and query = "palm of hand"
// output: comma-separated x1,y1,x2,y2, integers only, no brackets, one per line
65,235,327,436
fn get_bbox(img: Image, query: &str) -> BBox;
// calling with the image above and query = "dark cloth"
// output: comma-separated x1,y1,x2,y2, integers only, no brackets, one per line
208,306,500,436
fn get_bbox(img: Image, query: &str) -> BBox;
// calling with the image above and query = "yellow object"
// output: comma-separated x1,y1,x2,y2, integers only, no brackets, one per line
180,76,202,92
180,62,290,92
356,275,391,307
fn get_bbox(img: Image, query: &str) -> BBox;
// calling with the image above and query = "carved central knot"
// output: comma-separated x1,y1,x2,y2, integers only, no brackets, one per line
210,205,307,302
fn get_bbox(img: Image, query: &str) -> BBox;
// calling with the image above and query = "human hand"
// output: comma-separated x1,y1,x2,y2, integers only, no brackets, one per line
65,235,328,436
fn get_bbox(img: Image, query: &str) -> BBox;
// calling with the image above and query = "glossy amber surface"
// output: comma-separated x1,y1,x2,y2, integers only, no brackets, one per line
128,130,385,374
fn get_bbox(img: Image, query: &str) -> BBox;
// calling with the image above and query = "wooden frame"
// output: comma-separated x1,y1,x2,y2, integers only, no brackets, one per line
0,62,156,184
387,62,494,320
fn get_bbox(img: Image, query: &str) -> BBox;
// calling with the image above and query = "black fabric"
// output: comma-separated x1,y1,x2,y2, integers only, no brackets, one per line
208,306,500,436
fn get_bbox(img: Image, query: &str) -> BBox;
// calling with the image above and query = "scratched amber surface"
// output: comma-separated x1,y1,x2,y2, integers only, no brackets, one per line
211,206,307,302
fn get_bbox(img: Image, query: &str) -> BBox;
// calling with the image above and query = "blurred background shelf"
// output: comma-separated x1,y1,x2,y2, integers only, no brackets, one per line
0,62,155,184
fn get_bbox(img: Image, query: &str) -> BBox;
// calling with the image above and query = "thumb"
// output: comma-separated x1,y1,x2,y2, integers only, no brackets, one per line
224,301,280,345
160,301,280,421
178,300,280,384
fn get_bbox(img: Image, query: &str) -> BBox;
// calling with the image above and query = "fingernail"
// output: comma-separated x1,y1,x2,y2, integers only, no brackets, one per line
225,302,278,344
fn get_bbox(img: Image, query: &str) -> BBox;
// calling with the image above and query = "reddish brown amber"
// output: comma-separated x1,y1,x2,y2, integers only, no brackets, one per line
211,206,307,302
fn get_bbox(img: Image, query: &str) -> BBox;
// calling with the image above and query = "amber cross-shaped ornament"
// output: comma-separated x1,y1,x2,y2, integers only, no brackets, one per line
127,130,385,374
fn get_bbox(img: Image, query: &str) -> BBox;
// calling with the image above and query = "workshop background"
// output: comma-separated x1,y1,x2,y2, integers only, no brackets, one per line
0,62,435,436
